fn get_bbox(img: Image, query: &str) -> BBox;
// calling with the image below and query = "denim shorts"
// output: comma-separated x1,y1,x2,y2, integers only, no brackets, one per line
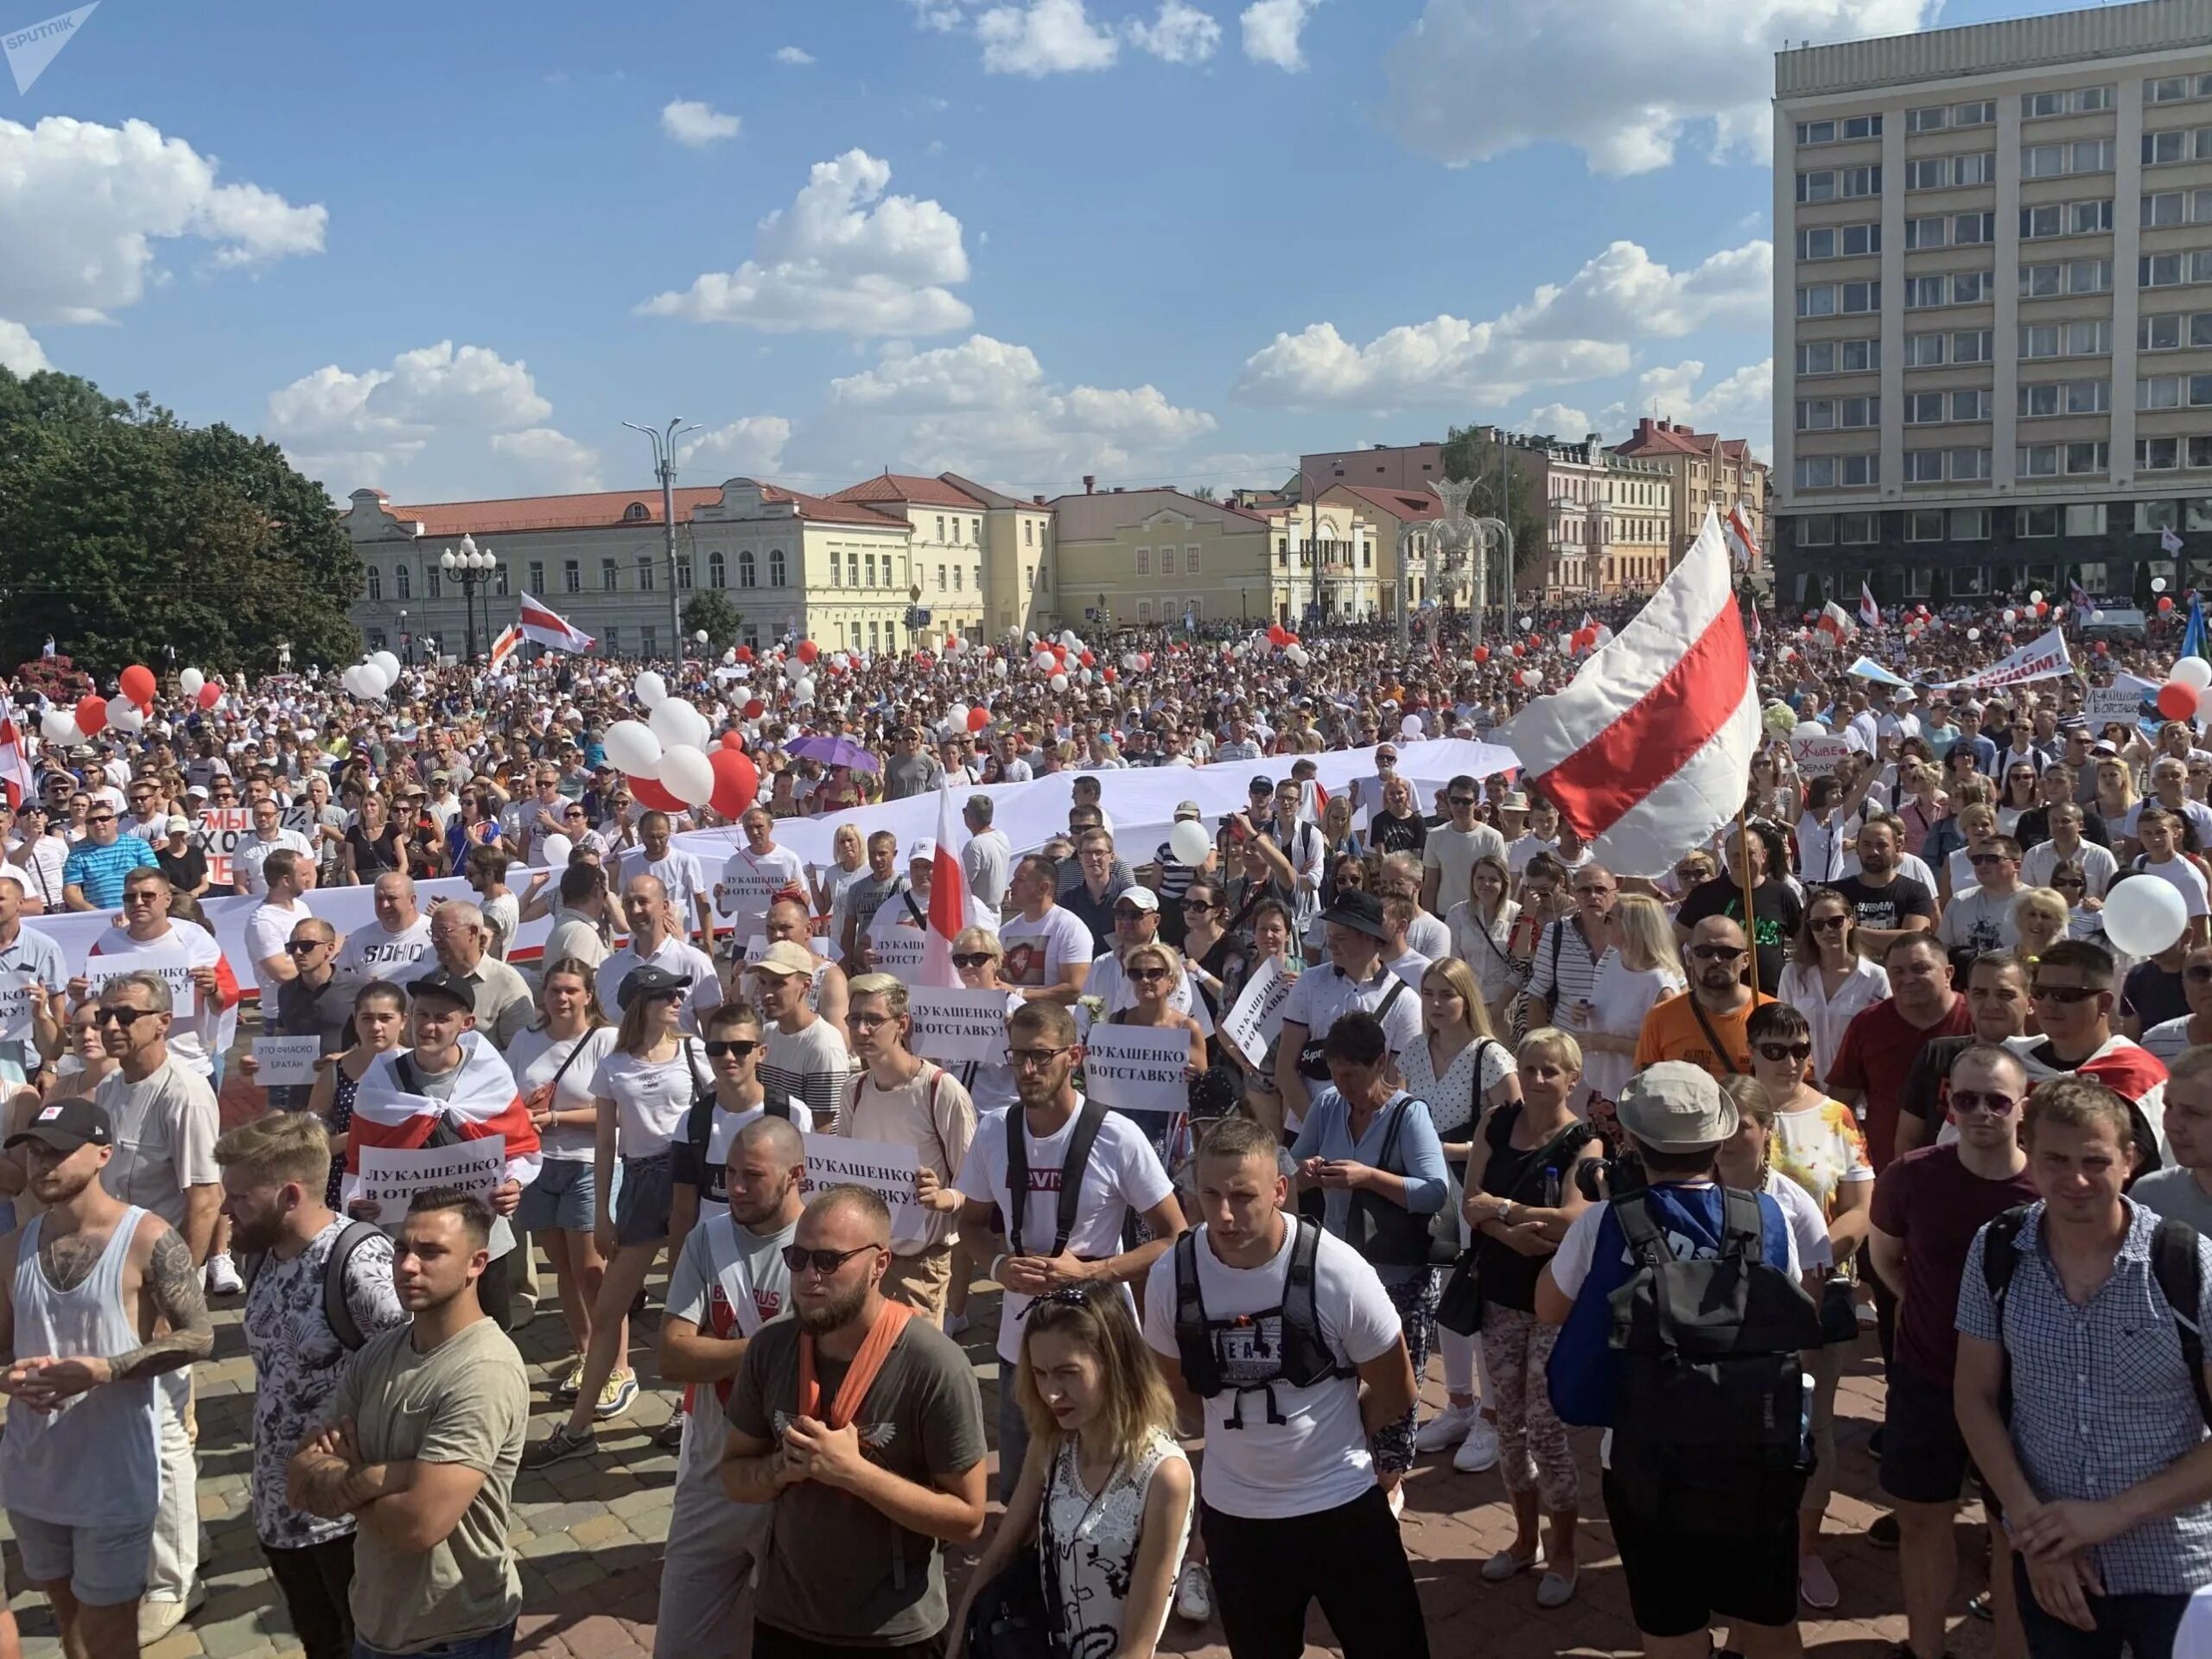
515,1159,596,1234
10,1510,155,1606
613,1152,673,1246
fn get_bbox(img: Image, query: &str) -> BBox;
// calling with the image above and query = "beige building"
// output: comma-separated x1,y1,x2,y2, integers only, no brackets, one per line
1611,416,1770,568
688,480,915,656
1045,485,1276,628
1259,495,1390,624
1499,435,1675,595
1772,0,2212,607
1295,442,1446,495
828,471,1058,646
1322,484,1443,615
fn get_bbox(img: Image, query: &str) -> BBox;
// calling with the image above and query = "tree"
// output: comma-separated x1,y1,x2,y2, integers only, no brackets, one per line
1185,484,1217,503
1438,423,1553,594
683,590,745,653
0,366,361,677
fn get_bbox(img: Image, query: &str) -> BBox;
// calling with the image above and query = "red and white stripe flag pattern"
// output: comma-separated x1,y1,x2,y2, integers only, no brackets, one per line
1503,506,1758,878
517,594,595,655
487,624,524,672
0,705,33,810
1723,503,1760,569
342,1033,543,1205
1817,601,1856,645
1859,582,1882,630
919,778,967,988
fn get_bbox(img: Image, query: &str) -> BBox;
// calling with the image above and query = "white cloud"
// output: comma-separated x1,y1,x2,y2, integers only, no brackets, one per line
803,333,1216,491
660,99,742,147
1523,403,1592,437
774,46,815,65
906,0,969,29
1600,358,1774,456
487,428,605,491
0,321,49,376
1241,0,1319,70
0,115,326,326
678,415,794,476
1233,237,1769,410
977,0,1119,75
1128,0,1222,63
639,149,972,336
1381,0,1933,175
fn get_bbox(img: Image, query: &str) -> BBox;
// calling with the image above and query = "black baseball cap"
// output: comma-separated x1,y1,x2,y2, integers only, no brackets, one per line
617,963,693,1010
7,1097,113,1154
1319,888,1390,943
407,969,476,1013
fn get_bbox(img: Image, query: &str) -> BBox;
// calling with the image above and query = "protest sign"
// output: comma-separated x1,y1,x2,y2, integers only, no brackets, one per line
1927,627,2072,690
1218,955,1294,1068
1083,1023,1194,1118
81,948,197,1018
870,930,929,977
2088,674,2159,725
251,1035,323,1087
715,864,779,926
0,972,36,1046
354,1140,505,1223
197,806,252,888
800,1134,923,1242
909,986,1014,1066
1789,734,1852,778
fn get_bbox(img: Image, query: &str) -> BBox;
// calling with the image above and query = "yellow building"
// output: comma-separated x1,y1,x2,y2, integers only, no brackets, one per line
1046,485,1276,628
1322,484,1443,619
1611,417,1770,572
1260,496,1388,625
827,471,1058,647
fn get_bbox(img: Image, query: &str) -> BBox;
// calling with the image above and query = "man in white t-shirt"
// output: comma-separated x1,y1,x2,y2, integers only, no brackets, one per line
961,795,1012,927
1421,774,1509,918
244,849,318,988
956,1001,1184,1498
714,808,808,947
331,872,434,993
230,798,315,898
653,1113,803,1659
1142,1115,1421,1655
597,874,722,1033
999,855,1096,1006
2131,808,2212,947
1275,891,1423,1135
621,811,713,948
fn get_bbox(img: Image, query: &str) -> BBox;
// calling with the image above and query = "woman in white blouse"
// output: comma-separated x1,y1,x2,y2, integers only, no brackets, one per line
1447,854,1523,1032
1574,894,1684,1134
1774,887,1891,1088
1398,956,1520,1473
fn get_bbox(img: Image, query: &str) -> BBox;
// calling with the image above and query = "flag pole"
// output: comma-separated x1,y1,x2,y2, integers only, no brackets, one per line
1736,805,1762,1001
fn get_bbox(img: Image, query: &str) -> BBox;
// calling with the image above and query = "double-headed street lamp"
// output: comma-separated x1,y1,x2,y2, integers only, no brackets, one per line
441,534,498,661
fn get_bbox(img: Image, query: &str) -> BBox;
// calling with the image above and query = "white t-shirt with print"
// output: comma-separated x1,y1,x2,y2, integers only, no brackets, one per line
508,1026,619,1160
1000,906,1096,992
588,1046,703,1160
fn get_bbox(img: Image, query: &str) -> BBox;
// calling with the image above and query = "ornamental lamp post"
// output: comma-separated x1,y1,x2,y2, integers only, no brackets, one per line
440,536,497,661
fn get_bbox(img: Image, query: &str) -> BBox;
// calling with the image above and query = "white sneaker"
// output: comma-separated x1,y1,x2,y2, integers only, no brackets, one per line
1414,1402,1479,1452
1173,1561,1213,1624
205,1253,244,1296
1452,1416,1501,1473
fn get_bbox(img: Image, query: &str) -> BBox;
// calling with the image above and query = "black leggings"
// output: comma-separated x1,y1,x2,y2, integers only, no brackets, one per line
262,1535,356,1659
1202,1486,1428,1659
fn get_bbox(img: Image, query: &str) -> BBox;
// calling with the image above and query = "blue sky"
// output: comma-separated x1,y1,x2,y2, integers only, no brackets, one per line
0,0,2060,504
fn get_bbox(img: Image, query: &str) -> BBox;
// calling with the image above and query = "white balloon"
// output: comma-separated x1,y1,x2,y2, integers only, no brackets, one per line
1518,615,1535,631
1033,651,1057,674
40,710,79,746
650,698,709,752
1284,644,1309,667
793,677,817,704
722,648,737,665
108,703,143,734
659,745,716,808
1060,630,1081,650
2176,658,2212,692
634,670,668,709
2030,590,2046,604
1050,672,1070,692
370,651,402,683
1521,668,1543,688
1168,819,1211,867
2197,683,2212,724
2002,609,2018,626
1400,714,1423,739
1967,627,1982,642
947,703,969,734
784,656,808,685
2103,874,2189,957
1793,720,1827,740
178,668,205,698
537,832,574,869
992,658,1009,680
2154,576,2170,594
603,719,662,775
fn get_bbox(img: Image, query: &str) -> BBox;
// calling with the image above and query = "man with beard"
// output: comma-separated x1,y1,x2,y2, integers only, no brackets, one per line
655,1115,807,1659
1635,917,1775,1079
720,1185,988,1658
1831,816,1939,960
218,1113,405,1659
0,1097,213,1657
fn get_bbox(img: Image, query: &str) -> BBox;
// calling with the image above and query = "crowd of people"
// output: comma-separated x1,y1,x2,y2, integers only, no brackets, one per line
0,597,2208,1659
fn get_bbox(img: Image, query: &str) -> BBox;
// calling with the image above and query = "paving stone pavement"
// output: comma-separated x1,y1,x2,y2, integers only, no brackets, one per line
0,1254,2002,1659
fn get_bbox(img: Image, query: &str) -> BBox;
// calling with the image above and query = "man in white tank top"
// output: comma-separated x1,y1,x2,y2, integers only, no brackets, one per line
0,1096,213,1657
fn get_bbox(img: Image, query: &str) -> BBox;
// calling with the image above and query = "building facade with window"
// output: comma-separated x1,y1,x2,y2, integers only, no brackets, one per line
1323,485,1440,617
1772,0,2212,608
1610,417,1770,569
1258,496,1387,624
828,471,1058,645
1503,435,1675,595
1296,442,1446,496
1044,485,1277,628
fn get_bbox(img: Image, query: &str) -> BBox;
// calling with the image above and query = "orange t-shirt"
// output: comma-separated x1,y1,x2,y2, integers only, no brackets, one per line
1632,989,1776,1080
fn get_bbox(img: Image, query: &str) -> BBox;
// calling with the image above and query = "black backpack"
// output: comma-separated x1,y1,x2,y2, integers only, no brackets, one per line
1004,1099,1108,1259
1604,1187,1823,1522
1980,1204,2212,1427
243,1220,385,1353
677,1044,798,1204
1173,1215,1352,1429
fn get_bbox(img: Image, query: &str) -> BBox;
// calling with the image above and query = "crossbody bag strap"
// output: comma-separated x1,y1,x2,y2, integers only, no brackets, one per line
1687,996,1746,1075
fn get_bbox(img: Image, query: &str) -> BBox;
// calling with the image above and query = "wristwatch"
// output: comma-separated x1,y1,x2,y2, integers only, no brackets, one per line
1497,1198,1516,1224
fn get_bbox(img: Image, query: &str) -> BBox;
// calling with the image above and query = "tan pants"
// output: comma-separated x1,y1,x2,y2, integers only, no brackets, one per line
880,1244,954,1326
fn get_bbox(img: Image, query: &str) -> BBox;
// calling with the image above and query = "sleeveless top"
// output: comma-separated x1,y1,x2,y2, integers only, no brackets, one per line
0,1206,161,1527
1042,1430,1192,1659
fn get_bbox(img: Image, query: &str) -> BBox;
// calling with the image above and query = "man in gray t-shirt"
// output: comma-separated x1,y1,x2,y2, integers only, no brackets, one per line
880,728,943,802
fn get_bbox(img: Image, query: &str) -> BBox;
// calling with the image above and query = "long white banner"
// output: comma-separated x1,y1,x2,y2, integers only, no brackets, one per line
1925,626,2073,690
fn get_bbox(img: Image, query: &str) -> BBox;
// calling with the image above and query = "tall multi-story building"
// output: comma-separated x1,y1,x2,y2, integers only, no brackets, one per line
1611,417,1770,569
1773,0,2212,608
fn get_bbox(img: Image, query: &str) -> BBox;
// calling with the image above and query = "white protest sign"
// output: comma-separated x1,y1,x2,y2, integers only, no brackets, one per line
800,1134,923,1243
1082,1022,1194,1118
909,986,1014,1066
0,972,36,1046
1789,734,1852,778
354,1139,506,1223
870,930,930,977
715,865,779,924
2088,674,2159,725
80,947,197,1018
1218,954,1294,1068
251,1035,323,1087
197,805,252,888
1928,626,2073,690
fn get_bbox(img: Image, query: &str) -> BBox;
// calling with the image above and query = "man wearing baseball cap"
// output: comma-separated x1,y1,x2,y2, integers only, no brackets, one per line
1537,1063,1815,1659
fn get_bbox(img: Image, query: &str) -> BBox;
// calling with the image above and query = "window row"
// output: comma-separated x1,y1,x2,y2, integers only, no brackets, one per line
2142,189,2212,227
1796,338,1880,376
2147,73,2212,105
2141,250,2212,289
2020,200,2111,239
1905,152,1995,190
1796,165,1880,202
2020,257,2113,298
1904,328,1993,366
1795,454,1879,489
1797,502,2134,546
2018,378,2110,416
2023,86,2113,119
1904,270,1994,308
2140,311,2212,351
2016,442,2112,476
1798,279,1881,316
2137,436,2212,471
1796,396,1879,430
2024,138,2115,178
2143,127,2212,166
2020,320,2113,359
1904,389,1993,424
1796,114,1881,147
1907,210,1995,249
1906,99,1995,133
1135,545,1205,575
1796,222,1879,260
1904,448,1993,483
2138,374,2212,410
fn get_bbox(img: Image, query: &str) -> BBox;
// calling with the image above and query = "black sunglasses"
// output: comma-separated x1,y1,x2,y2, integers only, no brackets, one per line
703,1039,760,1059
1810,915,1849,931
1756,1041,1812,1062
283,941,326,956
780,1242,883,1276
93,1007,158,1027
1690,944,1746,962
950,951,995,969
2031,983,2099,1003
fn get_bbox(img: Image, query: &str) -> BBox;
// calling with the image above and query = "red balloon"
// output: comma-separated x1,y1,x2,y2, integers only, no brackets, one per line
196,683,222,711
721,728,747,749
2036,601,2049,617
742,699,766,721
118,665,156,710
1510,644,1525,658
1102,665,1116,684
1473,646,1490,664
734,645,753,664
796,639,819,664
1267,625,1289,646
74,696,106,736
630,773,688,814
1077,651,1095,668
2158,681,2198,721
967,705,991,733
709,747,760,820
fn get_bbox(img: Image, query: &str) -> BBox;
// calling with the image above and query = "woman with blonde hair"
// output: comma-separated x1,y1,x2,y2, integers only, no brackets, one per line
815,821,868,938
2010,884,2069,965
957,1284,1192,1659
1448,854,1523,1031
1319,792,1366,863
950,925,1024,1116
1577,893,1683,1132
1104,940,1208,1164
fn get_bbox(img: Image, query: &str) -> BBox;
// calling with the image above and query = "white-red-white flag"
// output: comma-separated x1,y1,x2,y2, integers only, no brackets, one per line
487,624,523,672
1859,582,1882,630
1502,506,1758,878
0,709,33,810
517,594,595,654
919,778,966,988
1724,503,1760,569
1817,601,1856,645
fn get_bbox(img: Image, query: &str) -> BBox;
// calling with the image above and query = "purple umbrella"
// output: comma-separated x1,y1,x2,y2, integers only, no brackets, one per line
785,734,881,772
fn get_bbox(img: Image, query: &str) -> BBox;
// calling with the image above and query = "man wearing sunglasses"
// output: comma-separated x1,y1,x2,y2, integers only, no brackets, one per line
1999,939,2165,1179
668,1001,818,1264
243,849,319,991
1936,836,2024,963
1418,773,1507,925
78,868,239,1088
1635,917,1774,1080
60,796,158,913
251,918,350,1117
1895,952,2031,1160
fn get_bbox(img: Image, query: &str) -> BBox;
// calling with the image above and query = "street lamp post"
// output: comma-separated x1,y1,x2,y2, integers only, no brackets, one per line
624,418,700,660
440,535,498,661
397,610,409,666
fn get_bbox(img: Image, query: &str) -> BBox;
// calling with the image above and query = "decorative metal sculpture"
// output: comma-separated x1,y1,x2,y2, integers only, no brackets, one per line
1426,476,1513,648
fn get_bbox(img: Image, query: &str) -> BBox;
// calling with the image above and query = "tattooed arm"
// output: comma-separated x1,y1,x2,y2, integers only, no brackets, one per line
8,1225,212,1411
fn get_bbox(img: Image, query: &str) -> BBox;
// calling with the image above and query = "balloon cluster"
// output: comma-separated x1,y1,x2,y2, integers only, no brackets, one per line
2158,656,2212,725
602,671,758,821
342,652,403,702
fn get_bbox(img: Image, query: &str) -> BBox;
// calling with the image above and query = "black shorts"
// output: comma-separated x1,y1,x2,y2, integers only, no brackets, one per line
1603,1468,1800,1638
615,1151,674,1246
1880,1364,1995,1513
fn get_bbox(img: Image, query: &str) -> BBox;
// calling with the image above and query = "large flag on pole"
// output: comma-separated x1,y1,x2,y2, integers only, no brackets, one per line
1723,503,1760,569
1816,601,1856,645
486,623,524,673
1859,582,1882,630
0,707,32,809
1501,506,1758,878
918,778,967,988
516,594,595,654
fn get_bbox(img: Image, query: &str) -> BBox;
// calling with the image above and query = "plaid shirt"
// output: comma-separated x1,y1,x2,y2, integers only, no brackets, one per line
1958,1199,2212,1596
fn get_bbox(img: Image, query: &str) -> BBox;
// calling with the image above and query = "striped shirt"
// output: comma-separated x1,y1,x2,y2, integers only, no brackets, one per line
61,836,157,909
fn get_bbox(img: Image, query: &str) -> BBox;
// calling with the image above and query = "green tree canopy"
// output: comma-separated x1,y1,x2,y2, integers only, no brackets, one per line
682,590,746,653
0,367,361,678
1439,424,1554,594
